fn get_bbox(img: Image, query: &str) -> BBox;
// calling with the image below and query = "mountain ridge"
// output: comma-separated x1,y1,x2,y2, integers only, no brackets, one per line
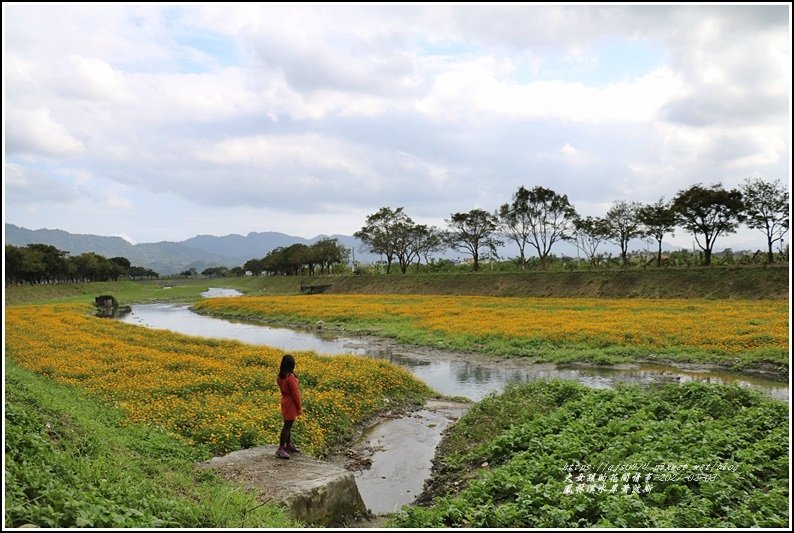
5,223,686,276
5,223,370,275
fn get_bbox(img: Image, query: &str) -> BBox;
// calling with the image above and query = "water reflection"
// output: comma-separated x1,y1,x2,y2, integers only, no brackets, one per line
200,288,243,298
119,303,367,355
119,303,788,403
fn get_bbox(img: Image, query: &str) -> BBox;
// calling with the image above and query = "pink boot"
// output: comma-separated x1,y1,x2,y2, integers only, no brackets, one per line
275,446,291,459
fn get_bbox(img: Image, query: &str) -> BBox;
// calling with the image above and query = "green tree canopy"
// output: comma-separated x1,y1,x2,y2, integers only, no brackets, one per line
605,200,644,267
740,177,789,263
517,186,578,269
446,209,503,271
573,216,611,267
354,207,412,274
672,183,744,266
638,198,677,267
498,186,533,269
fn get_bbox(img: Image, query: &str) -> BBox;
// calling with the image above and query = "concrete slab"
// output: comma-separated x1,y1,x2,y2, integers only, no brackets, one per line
196,445,367,525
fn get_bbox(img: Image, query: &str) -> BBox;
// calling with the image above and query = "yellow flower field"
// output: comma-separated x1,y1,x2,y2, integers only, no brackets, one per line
5,303,431,455
194,294,789,363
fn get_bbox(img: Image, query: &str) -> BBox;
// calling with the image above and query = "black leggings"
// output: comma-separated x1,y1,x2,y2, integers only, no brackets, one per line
279,419,294,448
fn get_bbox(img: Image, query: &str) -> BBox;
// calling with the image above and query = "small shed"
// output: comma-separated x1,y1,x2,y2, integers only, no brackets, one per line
299,282,333,294
95,295,118,308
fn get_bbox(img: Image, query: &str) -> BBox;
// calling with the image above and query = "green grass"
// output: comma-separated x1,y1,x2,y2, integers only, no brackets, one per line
4,360,301,528
5,265,788,307
5,280,208,305
391,380,789,528
3,276,311,306
324,266,788,300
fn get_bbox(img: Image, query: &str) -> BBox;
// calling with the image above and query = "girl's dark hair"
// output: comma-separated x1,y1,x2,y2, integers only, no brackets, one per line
278,354,296,378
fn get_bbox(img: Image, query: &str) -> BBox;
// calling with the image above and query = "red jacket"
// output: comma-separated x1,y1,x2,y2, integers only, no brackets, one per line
277,373,302,421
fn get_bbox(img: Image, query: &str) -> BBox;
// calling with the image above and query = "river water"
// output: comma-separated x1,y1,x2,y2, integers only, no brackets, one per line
117,290,788,515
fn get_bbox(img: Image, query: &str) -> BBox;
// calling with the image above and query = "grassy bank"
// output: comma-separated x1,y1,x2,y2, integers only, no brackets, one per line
5,265,788,306
4,360,300,528
3,276,308,306
325,266,789,299
4,280,211,306
391,380,789,528
216,266,788,299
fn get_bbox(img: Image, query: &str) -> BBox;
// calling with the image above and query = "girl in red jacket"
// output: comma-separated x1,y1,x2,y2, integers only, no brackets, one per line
276,354,302,459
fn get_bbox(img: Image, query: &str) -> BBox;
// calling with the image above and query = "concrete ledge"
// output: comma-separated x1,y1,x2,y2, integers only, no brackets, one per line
196,445,367,525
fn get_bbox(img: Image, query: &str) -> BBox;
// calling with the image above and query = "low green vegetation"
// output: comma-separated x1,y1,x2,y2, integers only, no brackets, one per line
5,264,789,306
324,266,789,299
5,280,204,305
4,361,301,528
390,380,789,528
3,276,299,306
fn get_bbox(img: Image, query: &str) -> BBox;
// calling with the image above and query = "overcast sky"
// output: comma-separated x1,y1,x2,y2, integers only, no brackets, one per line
3,4,791,252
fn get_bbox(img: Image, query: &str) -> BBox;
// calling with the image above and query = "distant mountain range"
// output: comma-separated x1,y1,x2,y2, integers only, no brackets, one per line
5,223,375,275
5,223,686,276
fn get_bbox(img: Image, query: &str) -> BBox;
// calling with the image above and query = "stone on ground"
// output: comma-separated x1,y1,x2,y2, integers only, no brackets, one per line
196,445,367,525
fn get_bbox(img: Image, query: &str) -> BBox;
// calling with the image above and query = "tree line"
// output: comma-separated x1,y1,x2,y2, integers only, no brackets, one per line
6,178,786,282
5,244,159,285
355,178,789,272
174,238,352,278
241,238,349,276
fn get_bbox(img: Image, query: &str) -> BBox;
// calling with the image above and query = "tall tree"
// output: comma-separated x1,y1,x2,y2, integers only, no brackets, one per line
4,245,25,285
313,238,349,274
355,207,412,274
446,209,503,271
605,200,644,267
201,266,230,278
638,198,677,267
741,177,789,263
109,256,132,281
393,218,419,274
521,186,578,269
498,186,533,269
26,243,70,283
281,243,310,275
5,245,45,285
242,259,264,276
72,252,112,282
409,225,446,270
672,183,745,266
573,216,611,267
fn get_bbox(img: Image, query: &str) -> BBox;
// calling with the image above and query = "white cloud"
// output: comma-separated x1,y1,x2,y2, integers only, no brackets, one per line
57,56,135,102
5,108,86,156
560,143,578,156
416,62,683,124
182,133,456,211
4,163,80,203
3,4,789,249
